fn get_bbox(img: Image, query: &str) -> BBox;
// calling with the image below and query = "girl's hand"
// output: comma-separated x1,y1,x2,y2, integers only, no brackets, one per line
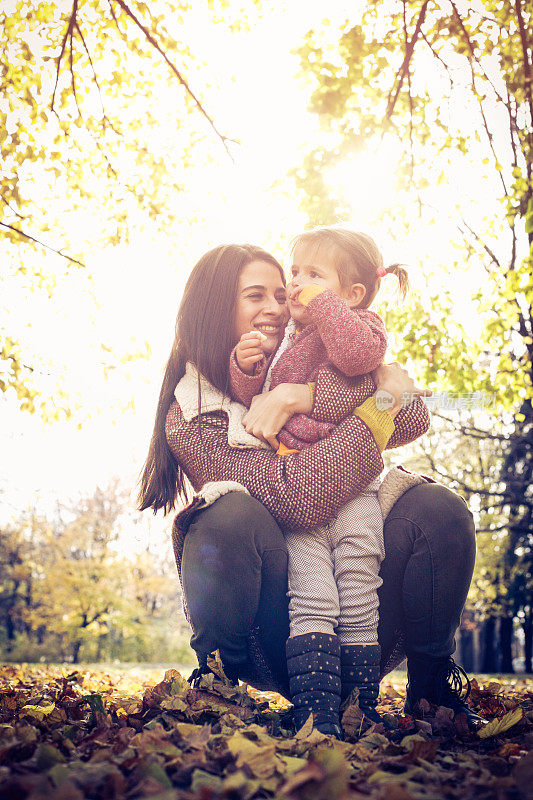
371,362,432,419
235,331,267,375
242,383,312,450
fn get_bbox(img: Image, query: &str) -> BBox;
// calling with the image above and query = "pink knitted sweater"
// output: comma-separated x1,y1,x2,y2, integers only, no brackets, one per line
229,289,388,449
166,366,430,534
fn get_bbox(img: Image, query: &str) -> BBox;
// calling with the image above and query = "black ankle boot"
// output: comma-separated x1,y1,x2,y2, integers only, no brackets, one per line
340,643,390,728
404,655,484,730
188,654,243,687
286,633,342,738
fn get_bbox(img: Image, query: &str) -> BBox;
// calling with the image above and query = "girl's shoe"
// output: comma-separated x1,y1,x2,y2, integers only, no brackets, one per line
286,632,342,739
340,642,391,728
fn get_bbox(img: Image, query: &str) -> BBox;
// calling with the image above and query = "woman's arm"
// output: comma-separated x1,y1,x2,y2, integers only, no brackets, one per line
310,365,431,447
242,364,430,449
385,396,431,448
166,364,427,531
166,401,388,531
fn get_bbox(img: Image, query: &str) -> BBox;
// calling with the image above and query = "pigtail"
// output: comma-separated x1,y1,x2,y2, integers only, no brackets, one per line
384,264,409,301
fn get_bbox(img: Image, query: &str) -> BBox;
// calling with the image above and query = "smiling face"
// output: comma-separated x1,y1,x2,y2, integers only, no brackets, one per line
233,260,289,355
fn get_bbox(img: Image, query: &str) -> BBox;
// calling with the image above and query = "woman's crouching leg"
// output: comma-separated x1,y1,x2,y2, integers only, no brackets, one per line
181,491,289,687
378,482,476,674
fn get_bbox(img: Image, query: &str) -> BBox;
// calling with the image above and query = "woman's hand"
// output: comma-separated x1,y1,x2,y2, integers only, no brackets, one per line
371,362,432,419
242,383,313,450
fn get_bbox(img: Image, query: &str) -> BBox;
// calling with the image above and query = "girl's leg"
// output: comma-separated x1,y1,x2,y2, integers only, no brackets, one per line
332,493,386,724
378,482,478,723
181,491,290,690
285,530,343,737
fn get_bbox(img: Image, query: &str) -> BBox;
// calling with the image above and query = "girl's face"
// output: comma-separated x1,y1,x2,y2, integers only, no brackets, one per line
287,242,346,326
287,242,365,325
233,260,289,355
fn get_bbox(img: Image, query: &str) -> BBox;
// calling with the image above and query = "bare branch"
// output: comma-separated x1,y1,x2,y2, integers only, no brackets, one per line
107,0,128,42
449,3,507,105
68,26,82,120
386,0,429,120
74,20,121,135
1,196,25,221
432,411,511,441
449,3,509,199
420,29,453,89
402,0,417,206
51,0,78,114
0,222,85,267
457,217,501,270
110,0,237,158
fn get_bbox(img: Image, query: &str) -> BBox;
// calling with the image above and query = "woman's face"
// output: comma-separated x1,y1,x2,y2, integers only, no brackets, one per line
233,260,289,355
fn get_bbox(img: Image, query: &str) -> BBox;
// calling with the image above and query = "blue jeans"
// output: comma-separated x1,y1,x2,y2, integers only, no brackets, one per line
181,483,476,696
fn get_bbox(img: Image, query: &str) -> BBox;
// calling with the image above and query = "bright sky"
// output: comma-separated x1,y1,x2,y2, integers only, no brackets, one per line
0,1,513,528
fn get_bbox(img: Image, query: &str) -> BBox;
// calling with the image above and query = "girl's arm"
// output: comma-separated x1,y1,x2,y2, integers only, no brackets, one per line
299,286,388,376
228,347,269,407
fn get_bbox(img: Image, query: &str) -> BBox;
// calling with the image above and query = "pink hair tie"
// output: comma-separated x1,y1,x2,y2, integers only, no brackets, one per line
376,266,387,277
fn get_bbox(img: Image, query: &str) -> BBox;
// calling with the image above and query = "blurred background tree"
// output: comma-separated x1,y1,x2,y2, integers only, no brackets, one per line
0,482,192,664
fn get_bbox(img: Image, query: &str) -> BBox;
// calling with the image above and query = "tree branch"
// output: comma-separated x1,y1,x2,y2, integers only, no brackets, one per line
51,0,78,115
74,20,121,135
110,0,236,158
432,411,511,441
457,217,502,272
0,222,85,267
514,0,533,136
386,0,429,120
449,2,509,199
1,196,25,221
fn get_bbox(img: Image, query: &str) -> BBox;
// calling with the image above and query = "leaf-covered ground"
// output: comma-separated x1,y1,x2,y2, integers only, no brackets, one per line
0,663,531,799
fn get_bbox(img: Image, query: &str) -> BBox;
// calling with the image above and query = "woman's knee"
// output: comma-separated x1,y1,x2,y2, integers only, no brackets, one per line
189,491,286,556
386,482,476,560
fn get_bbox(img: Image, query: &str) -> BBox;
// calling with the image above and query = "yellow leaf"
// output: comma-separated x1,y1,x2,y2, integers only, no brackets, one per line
20,702,56,722
478,707,524,738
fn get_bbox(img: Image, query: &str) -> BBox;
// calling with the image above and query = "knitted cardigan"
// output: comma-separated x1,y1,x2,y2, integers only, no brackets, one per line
167,363,432,690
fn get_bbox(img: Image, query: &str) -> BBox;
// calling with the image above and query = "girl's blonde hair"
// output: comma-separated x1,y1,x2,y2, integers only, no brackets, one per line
291,227,409,308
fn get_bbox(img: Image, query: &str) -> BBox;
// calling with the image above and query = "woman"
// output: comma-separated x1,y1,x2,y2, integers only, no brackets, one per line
139,244,479,729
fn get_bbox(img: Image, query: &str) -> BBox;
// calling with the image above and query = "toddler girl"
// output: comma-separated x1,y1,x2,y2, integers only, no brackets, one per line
229,227,424,736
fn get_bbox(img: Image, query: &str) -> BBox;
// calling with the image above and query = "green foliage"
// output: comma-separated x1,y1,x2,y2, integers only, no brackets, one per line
0,0,243,416
294,0,532,409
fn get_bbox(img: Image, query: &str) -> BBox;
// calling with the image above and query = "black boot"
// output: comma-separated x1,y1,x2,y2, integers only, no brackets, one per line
340,643,390,728
286,633,342,738
404,655,485,730
188,653,243,687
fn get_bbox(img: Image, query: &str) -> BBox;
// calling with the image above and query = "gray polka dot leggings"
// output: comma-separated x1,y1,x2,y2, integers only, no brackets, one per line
287,479,384,643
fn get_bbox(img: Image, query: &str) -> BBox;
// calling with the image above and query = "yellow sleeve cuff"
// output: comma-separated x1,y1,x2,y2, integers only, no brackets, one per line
353,397,395,452
298,284,326,306
307,382,315,404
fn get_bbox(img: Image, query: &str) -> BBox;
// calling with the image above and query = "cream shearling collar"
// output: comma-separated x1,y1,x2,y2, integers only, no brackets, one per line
174,362,269,450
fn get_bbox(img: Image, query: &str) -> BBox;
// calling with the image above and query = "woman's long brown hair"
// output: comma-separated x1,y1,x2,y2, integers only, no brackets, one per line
138,244,284,515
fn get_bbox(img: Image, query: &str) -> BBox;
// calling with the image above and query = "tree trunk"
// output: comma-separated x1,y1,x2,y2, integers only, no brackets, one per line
459,628,474,672
72,640,82,663
524,613,533,674
499,615,515,673
481,616,498,673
